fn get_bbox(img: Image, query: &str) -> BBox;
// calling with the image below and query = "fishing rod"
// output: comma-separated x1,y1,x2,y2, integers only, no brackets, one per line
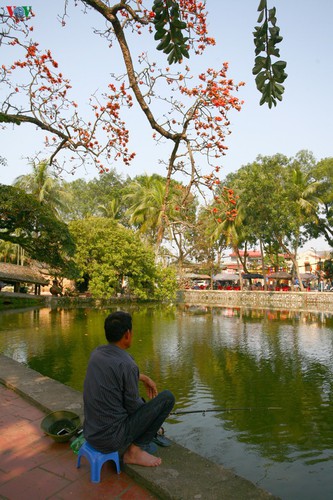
171,407,282,416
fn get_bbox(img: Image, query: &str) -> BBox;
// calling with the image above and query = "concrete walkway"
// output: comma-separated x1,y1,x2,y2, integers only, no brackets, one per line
0,355,278,499
0,383,156,499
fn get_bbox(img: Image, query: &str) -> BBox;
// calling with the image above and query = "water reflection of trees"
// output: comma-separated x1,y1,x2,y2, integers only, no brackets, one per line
2,304,333,463
178,305,333,462
180,305,333,328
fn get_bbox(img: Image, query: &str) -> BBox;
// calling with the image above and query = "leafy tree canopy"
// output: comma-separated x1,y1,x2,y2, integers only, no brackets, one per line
61,169,127,221
69,217,177,299
309,157,333,246
0,183,76,274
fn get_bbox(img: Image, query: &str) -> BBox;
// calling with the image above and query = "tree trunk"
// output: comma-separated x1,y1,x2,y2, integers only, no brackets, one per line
259,239,267,291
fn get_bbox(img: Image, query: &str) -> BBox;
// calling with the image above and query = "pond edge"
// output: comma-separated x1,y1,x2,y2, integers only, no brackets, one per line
0,354,278,499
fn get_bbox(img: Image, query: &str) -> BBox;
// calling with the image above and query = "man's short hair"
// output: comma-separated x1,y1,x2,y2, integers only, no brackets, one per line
104,311,132,342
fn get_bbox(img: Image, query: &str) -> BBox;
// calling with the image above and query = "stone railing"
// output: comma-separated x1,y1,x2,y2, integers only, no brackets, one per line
177,289,333,311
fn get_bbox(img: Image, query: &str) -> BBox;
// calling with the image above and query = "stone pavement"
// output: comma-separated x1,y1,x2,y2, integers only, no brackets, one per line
0,355,278,499
0,383,156,500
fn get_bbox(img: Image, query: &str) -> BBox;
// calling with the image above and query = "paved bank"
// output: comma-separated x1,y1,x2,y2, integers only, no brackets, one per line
0,383,155,499
0,354,278,499
2,289,333,313
177,289,333,311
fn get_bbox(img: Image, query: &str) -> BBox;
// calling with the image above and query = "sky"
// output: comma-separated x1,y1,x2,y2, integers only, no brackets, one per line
1,0,332,250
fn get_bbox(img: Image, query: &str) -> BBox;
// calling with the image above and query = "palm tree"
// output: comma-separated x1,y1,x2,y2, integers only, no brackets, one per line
290,167,321,221
204,195,243,282
12,160,70,266
125,174,197,262
13,159,69,217
0,241,18,264
125,175,170,245
97,198,122,220
282,163,322,290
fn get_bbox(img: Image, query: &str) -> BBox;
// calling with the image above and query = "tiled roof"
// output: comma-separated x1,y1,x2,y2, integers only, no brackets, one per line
229,250,261,258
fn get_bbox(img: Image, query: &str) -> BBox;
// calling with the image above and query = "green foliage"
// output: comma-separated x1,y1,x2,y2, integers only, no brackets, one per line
69,218,177,300
0,184,76,274
0,240,18,264
224,154,291,245
309,157,333,246
125,175,167,239
14,159,69,216
324,258,333,280
124,173,197,261
253,0,287,107
221,152,322,257
61,170,127,222
153,0,189,64
153,0,287,104
153,265,178,301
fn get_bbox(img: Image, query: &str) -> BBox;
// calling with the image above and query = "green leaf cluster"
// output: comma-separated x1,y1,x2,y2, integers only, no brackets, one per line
153,0,189,64
0,183,76,275
253,0,288,108
69,218,177,300
153,265,178,301
219,151,324,261
323,259,333,280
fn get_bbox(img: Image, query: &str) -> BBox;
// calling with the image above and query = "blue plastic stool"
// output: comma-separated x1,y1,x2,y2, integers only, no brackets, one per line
77,441,121,483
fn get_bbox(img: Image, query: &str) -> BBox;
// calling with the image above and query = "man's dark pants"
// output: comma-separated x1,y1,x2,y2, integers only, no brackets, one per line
123,390,175,448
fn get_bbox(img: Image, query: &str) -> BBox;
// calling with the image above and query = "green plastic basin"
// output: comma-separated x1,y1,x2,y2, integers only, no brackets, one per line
41,410,81,443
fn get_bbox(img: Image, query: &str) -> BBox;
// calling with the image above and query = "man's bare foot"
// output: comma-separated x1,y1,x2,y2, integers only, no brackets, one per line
123,444,162,467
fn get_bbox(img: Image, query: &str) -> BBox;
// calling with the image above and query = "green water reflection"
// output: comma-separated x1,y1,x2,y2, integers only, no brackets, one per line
1,304,333,499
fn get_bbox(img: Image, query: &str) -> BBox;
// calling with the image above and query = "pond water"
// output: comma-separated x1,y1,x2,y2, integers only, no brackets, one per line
1,303,333,499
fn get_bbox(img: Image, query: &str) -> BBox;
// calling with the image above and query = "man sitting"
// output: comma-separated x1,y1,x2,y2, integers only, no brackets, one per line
83,310,175,467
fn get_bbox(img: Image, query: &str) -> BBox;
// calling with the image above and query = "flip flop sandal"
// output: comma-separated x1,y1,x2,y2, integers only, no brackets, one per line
153,434,172,447
153,427,172,447
139,441,158,454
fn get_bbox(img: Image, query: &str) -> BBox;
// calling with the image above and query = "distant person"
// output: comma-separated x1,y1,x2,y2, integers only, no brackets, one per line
83,311,175,467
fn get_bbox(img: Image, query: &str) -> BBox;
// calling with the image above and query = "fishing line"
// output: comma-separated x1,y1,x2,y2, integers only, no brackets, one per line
171,407,282,416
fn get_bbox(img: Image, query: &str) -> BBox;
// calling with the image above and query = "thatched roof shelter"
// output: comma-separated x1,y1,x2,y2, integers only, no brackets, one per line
0,262,48,294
